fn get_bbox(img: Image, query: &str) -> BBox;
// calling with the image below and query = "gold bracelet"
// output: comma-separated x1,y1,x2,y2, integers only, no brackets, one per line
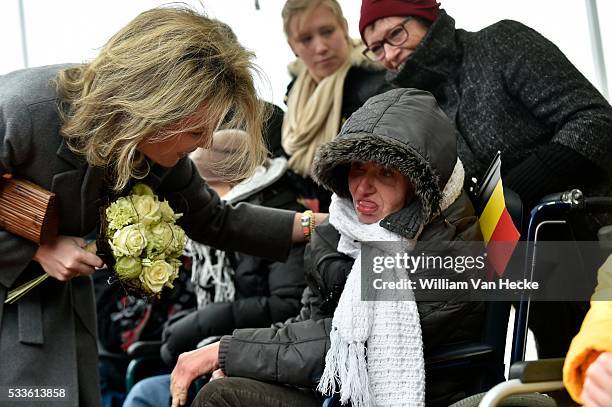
301,210,315,240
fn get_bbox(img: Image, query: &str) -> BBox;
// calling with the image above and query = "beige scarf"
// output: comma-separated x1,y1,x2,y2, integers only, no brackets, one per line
282,39,371,177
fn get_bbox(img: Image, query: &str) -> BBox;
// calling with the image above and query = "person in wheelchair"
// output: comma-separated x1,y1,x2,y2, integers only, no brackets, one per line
170,88,485,407
358,0,612,361
122,129,307,407
564,252,612,406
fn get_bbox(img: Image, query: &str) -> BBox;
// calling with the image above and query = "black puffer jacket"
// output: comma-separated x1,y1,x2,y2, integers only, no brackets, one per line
160,158,307,365
218,89,485,405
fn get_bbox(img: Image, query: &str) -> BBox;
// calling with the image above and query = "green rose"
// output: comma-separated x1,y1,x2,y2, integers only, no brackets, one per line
105,197,138,236
131,183,154,196
145,221,174,260
139,259,174,294
165,258,182,288
110,224,147,257
131,195,161,225
167,224,187,257
115,256,142,280
160,200,182,222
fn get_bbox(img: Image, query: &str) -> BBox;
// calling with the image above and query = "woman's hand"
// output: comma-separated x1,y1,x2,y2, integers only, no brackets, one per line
582,352,612,407
33,235,103,281
171,341,220,407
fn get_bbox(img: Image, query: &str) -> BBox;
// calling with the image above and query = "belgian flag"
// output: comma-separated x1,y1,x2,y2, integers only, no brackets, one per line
476,153,521,277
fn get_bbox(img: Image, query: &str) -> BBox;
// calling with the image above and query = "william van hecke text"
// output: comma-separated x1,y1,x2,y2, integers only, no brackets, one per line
372,278,539,291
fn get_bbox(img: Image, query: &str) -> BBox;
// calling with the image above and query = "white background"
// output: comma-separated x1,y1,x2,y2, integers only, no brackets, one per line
0,0,610,108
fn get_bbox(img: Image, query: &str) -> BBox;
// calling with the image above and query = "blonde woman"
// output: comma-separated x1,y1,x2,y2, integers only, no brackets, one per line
0,6,318,406
280,0,390,212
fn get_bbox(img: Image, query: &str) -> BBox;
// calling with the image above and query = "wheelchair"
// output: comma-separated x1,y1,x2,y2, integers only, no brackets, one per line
465,190,612,407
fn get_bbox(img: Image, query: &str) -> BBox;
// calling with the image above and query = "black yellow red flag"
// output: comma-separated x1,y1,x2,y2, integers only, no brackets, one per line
476,153,521,277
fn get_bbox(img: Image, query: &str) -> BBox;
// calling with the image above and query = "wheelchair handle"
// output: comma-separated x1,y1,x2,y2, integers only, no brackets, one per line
538,189,612,213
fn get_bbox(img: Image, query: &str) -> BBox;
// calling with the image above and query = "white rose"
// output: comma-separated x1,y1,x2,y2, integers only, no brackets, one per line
110,224,147,257
131,195,161,225
139,259,174,294
160,200,181,222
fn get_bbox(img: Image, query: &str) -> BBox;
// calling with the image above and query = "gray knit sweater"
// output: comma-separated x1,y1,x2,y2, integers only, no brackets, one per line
389,10,612,208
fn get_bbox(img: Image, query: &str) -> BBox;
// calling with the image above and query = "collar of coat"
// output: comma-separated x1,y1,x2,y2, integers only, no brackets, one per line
386,9,462,90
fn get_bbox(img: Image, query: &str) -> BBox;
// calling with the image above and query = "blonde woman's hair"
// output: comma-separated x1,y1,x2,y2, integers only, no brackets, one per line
281,0,348,38
56,5,267,191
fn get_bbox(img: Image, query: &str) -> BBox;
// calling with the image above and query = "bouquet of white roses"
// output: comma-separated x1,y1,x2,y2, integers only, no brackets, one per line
5,183,186,303
105,183,187,297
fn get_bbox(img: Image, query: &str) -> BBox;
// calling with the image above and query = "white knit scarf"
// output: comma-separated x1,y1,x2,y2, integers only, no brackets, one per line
282,39,372,177
317,195,425,407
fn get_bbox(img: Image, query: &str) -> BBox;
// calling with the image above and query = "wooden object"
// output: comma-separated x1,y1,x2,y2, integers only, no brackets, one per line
0,176,58,244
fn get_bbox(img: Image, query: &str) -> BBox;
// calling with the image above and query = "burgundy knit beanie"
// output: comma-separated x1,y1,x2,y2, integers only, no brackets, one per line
359,0,440,41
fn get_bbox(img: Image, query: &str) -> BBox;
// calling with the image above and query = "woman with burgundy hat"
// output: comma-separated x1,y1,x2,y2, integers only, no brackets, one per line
359,0,612,360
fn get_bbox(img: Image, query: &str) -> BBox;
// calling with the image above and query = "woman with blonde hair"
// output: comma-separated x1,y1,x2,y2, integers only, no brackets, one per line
280,0,389,212
0,6,319,406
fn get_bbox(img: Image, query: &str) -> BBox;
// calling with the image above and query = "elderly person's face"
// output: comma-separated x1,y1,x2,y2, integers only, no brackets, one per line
362,16,429,71
348,161,413,224
287,4,350,83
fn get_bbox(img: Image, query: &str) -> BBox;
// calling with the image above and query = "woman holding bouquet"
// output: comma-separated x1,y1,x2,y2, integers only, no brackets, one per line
0,6,318,407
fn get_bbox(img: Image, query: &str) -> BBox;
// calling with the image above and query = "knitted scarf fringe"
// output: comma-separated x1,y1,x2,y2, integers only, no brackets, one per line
317,329,374,407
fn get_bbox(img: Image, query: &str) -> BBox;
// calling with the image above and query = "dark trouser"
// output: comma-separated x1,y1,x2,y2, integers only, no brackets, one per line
192,377,320,407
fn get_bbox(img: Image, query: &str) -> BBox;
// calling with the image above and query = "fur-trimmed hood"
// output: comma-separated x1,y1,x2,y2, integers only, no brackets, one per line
287,38,384,78
312,88,463,236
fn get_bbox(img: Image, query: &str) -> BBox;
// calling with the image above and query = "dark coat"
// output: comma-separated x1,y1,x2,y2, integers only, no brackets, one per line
218,89,486,405
217,194,483,404
0,65,295,407
160,160,307,365
389,10,612,211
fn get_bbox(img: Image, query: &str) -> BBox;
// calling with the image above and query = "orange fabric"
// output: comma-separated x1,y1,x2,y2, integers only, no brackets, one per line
563,254,612,403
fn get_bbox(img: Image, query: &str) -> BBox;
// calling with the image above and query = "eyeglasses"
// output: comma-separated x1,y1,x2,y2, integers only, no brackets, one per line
362,18,412,61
